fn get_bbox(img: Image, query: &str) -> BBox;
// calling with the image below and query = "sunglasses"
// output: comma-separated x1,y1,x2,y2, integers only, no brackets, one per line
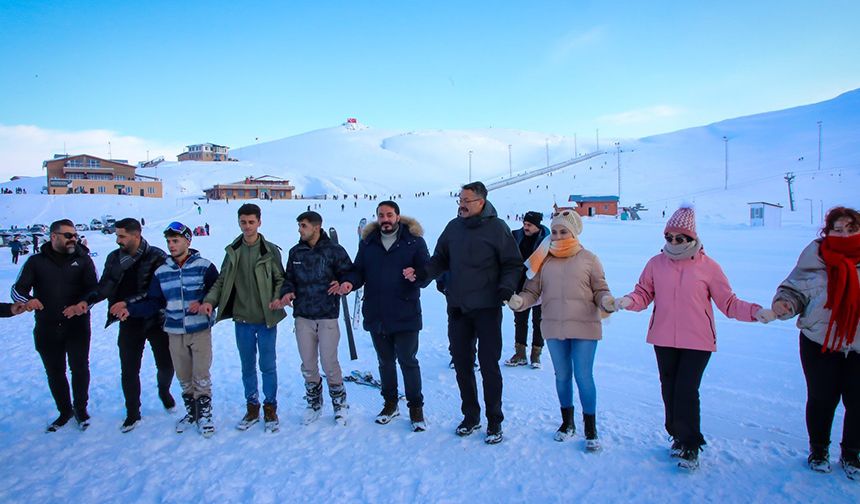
552,210,574,217
664,233,692,244
54,232,78,240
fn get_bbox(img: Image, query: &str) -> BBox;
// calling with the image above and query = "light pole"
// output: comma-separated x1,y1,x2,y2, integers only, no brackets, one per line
596,129,600,151
817,121,822,170
468,150,473,182
574,133,578,157
508,144,512,177
615,142,621,201
722,136,729,190
804,198,813,224
545,138,549,167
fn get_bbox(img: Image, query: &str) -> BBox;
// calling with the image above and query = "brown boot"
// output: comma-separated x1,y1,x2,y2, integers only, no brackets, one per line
530,345,543,369
409,406,426,432
236,402,260,431
505,343,528,366
263,403,280,433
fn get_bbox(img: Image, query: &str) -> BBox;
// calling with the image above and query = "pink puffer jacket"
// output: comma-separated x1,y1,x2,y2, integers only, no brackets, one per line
625,250,761,352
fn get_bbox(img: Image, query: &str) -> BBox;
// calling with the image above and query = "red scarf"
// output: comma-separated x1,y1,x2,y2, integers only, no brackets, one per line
819,234,860,352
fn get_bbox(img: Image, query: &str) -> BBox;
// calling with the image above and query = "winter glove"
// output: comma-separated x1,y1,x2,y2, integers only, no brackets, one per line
599,295,616,313
506,294,524,311
614,296,633,311
754,308,777,324
498,288,514,304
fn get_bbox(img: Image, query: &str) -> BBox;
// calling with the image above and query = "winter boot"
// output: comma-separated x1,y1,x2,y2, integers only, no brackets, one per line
121,411,142,433
236,402,260,431
808,444,831,473
410,406,426,432
678,445,701,471
455,418,481,437
554,407,575,442
330,384,349,426
46,410,74,433
196,395,215,437
159,388,176,411
841,448,860,480
176,394,197,434
530,345,543,369
669,438,683,458
263,403,280,433
485,422,504,445
375,399,400,425
504,344,528,367
302,380,324,425
584,413,601,452
74,407,91,431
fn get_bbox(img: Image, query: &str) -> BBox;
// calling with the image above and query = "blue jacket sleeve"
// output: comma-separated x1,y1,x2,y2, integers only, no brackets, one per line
127,276,166,319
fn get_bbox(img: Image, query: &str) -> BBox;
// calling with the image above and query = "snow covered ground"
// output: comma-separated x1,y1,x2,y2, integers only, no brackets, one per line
0,91,858,503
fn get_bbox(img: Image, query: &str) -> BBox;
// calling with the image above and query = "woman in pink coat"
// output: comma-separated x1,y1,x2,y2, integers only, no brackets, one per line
615,205,771,470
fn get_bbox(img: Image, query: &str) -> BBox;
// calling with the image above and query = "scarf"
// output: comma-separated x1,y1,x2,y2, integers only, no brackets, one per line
118,238,148,272
662,239,703,261
524,236,582,279
819,234,860,352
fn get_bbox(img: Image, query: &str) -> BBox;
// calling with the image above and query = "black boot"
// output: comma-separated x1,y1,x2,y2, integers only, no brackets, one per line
583,413,601,452
196,395,215,437
176,394,196,433
554,407,575,442
808,443,831,473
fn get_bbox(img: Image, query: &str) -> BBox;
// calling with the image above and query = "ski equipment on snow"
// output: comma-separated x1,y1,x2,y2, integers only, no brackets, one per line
328,227,358,360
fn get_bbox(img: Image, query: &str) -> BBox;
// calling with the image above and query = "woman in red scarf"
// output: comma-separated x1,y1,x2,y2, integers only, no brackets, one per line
772,206,860,480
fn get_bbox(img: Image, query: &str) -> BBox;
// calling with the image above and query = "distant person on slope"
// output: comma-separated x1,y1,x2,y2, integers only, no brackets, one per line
769,206,860,479
613,205,772,471
271,211,354,426
10,236,22,264
505,211,549,368
11,219,97,432
199,204,287,433
507,209,615,451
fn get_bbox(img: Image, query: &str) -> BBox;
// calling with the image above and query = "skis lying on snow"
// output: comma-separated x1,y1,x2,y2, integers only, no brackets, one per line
344,370,404,399
328,227,358,360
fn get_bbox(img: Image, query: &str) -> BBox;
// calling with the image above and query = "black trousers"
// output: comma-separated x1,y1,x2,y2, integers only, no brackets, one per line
118,321,174,416
34,320,91,414
799,334,860,454
653,345,711,449
448,306,504,426
370,330,423,409
514,305,543,348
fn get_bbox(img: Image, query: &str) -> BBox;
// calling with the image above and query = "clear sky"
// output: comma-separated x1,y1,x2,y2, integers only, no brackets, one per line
1,0,858,165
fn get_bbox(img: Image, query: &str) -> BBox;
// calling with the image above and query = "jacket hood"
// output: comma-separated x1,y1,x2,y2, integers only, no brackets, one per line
361,216,424,240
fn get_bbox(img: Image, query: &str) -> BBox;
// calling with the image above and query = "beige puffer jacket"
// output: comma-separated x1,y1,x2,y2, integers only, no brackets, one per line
517,248,612,340
774,239,860,353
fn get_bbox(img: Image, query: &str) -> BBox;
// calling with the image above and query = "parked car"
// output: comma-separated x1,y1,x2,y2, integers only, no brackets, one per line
75,223,89,232
28,224,48,234
102,225,116,235
90,219,104,230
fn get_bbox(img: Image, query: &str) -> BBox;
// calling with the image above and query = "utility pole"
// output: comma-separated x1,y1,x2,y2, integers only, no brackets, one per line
468,150,473,182
723,136,729,190
615,142,621,201
545,138,549,167
508,144,512,177
108,141,112,160
574,133,577,157
596,129,600,151
804,198,813,224
817,121,822,170
785,172,796,211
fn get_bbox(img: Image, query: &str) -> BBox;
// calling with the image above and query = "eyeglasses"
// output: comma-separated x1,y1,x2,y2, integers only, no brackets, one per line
54,232,78,240
664,233,692,244
456,198,483,205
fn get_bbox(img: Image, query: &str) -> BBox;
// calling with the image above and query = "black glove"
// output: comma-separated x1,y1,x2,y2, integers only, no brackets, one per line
497,288,514,303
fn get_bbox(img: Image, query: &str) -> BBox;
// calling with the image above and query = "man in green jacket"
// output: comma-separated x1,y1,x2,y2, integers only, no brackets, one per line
200,203,287,433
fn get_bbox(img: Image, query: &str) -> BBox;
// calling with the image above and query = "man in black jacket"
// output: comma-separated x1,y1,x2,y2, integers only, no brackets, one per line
340,201,430,431
405,182,522,444
273,211,353,425
11,219,98,432
71,218,174,432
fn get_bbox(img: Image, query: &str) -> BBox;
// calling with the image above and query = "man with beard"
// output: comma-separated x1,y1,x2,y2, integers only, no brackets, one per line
404,181,522,444
339,201,430,431
68,218,175,432
12,219,98,432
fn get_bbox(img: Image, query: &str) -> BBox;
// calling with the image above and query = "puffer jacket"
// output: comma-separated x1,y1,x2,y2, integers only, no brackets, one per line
517,248,611,340
280,230,353,320
773,239,860,353
344,216,430,334
625,249,761,352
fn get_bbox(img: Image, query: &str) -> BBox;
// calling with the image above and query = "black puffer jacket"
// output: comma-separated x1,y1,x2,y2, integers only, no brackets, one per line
11,242,98,326
86,238,167,327
280,230,353,320
422,200,523,312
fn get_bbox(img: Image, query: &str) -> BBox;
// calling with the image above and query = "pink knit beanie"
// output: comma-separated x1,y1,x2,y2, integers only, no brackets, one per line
664,204,697,240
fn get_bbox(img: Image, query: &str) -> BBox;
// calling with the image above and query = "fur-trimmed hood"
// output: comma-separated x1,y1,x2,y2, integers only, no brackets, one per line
360,216,424,240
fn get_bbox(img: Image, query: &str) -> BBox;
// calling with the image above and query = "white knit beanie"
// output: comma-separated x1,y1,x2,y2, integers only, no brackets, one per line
551,210,583,236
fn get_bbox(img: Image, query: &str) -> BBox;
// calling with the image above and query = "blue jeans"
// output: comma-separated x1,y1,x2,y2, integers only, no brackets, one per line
235,322,278,405
546,338,597,414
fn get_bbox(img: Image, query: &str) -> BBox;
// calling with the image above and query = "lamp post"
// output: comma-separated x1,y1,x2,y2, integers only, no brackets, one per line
615,142,621,201
722,136,729,190
817,121,822,170
468,150,473,182
545,138,549,167
804,198,813,224
508,144,512,177
574,133,578,157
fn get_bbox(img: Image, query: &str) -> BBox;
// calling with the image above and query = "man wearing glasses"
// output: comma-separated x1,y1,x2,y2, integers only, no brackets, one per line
11,219,98,432
404,181,522,444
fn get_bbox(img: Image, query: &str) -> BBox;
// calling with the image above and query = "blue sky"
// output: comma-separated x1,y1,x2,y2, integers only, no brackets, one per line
1,0,859,156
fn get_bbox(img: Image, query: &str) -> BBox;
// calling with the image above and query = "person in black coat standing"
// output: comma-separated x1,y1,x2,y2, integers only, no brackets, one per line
11,219,98,432
340,201,430,431
404,182,522,444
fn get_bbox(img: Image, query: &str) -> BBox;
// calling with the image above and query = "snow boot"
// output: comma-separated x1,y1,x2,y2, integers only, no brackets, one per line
504,344,528,367
455,418,482,437
74,407,91,431
841,448,860,481
263,403,280,433
485,423,504,445
236,402,260,431
330,384,349,426
196,395,215,437
554,407,575,442
678,446,701,471
670,438,683,458
46,410,74,433
175,394,197,434
584,413,601,452
121,412,141,433
375,399,400,425
410,406,426,432
808,444,831,473
530,345,543,369
302,380,324,425
159,388,176,411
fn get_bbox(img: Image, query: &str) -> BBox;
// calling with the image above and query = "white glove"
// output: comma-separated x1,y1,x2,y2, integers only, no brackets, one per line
754,308,778,324
615,296,633,311
506,293,524,311
600,295,616,313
